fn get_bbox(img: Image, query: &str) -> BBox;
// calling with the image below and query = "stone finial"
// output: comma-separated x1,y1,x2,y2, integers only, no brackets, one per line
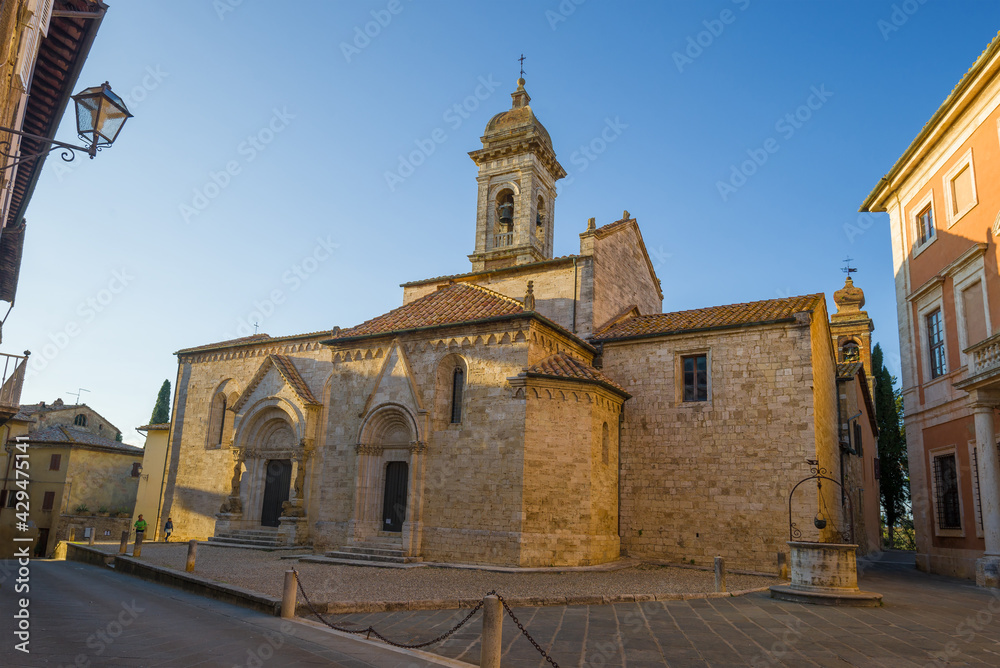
587,217,596,231
622,210,630,220
524,281,535,311
834,276,865,314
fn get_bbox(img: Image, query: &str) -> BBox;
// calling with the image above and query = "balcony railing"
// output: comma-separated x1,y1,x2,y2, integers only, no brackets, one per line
492,232,513,249
964,332,1000,379
0,350,29,415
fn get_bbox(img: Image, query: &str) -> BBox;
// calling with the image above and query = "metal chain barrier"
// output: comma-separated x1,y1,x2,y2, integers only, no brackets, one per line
291,569,560,665
495,592,560,668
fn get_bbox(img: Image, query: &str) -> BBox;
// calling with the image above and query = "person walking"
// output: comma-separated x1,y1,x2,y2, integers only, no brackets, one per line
134,514,148,542
164,517,173,542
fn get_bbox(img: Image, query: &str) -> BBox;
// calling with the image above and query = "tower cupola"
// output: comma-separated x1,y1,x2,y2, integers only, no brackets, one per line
468,75,566,272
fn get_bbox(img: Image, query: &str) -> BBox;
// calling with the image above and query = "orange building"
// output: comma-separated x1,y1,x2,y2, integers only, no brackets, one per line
862,33,1000,587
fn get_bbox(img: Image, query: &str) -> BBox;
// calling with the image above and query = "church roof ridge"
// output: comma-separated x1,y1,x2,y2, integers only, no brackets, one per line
330,281,525,342
594,293,825,342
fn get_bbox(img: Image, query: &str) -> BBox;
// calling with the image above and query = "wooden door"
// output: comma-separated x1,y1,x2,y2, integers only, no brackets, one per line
381,462,408,532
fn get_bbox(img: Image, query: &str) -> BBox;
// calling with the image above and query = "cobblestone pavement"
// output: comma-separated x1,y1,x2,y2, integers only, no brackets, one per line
93,542,780,604
322,553,1000,667
0,559,454,667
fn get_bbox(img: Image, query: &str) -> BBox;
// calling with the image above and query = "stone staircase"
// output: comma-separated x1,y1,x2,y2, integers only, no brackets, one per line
301,535,423,568
207,527,297,550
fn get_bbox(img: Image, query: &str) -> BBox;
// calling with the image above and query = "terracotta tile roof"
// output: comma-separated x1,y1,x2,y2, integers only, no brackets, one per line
137,423,170,431
595,294,824,342
518,352,629,396
270,355,320,405
594,217,632,238
23,425,144,454
837,362,864,379
332,282,525,341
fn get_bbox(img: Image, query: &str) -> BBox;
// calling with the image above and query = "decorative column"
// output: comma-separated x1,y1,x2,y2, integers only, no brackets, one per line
402,440,426,560
215,448,244,536
971,399,1000,588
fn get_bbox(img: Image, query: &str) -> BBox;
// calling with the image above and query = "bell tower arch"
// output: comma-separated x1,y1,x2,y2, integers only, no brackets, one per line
469,76,566,271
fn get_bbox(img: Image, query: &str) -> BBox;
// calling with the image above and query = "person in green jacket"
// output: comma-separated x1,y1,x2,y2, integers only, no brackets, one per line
134,515,148,541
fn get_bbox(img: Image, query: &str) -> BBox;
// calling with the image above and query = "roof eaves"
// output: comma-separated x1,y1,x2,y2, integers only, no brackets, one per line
860,31,1000,212
521,370,631,399
595,316,802,344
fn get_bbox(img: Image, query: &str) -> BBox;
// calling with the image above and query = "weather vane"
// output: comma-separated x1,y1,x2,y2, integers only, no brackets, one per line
519,54,526,78
841,257,857,276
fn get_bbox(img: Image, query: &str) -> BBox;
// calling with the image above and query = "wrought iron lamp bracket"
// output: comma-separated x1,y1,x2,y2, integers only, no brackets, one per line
0,127,97,174
787,465,856,543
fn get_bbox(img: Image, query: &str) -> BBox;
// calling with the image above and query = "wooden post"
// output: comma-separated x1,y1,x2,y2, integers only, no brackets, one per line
480,595,502,668
185,540,197,572
714,556,726,593
133,530,144,558
119,530,128,554
281,571,297,618
88,529,95,546
778,551,789,579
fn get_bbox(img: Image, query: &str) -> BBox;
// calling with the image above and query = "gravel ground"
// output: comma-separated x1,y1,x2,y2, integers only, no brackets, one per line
92,542,781,604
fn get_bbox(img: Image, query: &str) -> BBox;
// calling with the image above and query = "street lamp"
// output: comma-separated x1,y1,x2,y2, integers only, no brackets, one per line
0,81,132,172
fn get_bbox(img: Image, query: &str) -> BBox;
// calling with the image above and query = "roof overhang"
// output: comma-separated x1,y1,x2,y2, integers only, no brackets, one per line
860,32,1000,212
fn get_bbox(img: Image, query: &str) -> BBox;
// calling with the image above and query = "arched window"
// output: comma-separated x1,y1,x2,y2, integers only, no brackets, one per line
493,189,515,249
208,393,227,447
73,414,87,427
535,195,545,237
601,422,610,465
841,340,860,363
450,368,464,424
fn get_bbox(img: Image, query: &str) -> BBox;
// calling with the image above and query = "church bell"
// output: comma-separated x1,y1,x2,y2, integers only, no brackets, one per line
498,201,514,226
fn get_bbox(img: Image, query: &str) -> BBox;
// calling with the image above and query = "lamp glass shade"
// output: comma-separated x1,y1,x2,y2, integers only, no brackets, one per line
72,83,132,148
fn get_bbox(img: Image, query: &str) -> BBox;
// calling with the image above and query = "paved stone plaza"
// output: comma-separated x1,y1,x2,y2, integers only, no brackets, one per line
324,553,1000,667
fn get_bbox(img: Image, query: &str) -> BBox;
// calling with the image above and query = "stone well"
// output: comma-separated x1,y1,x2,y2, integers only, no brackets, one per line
769,541,882,606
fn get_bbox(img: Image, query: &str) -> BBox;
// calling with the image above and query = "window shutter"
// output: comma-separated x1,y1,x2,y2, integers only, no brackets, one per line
35,0,53,36
15,24,39,92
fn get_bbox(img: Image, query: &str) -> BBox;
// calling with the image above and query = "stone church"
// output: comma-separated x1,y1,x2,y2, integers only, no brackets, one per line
154,77,881,571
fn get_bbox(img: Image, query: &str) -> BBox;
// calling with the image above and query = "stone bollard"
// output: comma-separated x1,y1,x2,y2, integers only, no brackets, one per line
186,540,197,572
282,571,297,619
714,556,726,593
480,595,502,668
119,530,129,554
133,531,144,558
88,529,95,546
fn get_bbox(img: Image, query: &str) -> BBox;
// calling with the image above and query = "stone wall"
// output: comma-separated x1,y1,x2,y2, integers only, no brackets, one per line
401,257,593,339
159,336,331,542
589,223,662,330
605,316,827,573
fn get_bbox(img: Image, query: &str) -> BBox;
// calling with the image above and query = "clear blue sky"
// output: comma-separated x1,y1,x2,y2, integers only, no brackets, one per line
11,1,1000,444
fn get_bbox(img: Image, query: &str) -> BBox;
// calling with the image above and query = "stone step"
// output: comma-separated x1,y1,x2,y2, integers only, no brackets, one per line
222,530,280,538
337,545,404,558
300,555,424,569
208,536,283,548
325,550,407,564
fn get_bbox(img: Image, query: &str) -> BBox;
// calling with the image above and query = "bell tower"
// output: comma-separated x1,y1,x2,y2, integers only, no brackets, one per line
468,76,566,271
831,273,875,387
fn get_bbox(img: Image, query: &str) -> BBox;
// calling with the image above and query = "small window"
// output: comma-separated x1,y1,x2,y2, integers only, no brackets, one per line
450,368,464,424
853,422,863,457
962,281,988,347
6,492,15,507
950,165,974,216
926,309,946,379
73,414,87,427
49,454,61,471
917,205,935,245
933,453,961,530
42,491,55,511
682,354,708,402
131,462,142,478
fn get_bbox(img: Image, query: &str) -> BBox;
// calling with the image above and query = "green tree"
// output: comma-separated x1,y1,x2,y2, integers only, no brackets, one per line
150,379,171,425
872,344,909,548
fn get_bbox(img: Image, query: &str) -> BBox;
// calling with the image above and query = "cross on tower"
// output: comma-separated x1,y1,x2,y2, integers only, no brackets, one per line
253,321,259,335
518,54,526,78
841,257,857,276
